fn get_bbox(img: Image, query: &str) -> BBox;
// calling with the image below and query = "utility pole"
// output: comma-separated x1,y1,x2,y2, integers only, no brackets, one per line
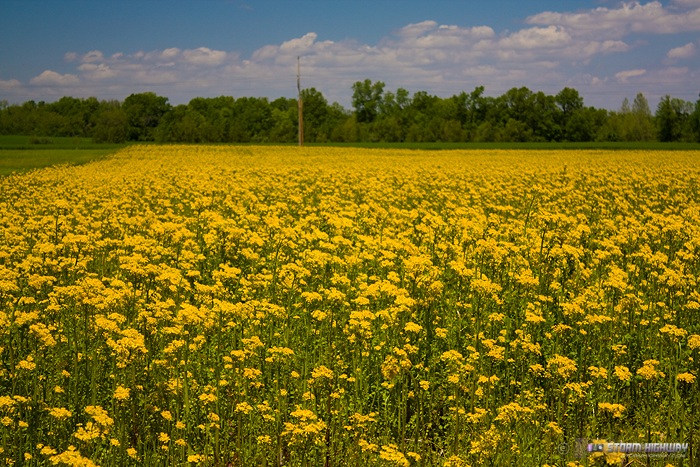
297,56,304,146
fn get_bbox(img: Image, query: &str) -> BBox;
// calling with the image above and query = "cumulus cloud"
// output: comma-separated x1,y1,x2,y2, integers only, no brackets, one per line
671,0,700,8
499,26,571,49
182,47,227,66
161,48,181,60
280,32,319,52
615,69,647,83
29,70,80,86
82,50,105,63
0,79,22,89
78,63,118,80
667,42,697,59
527,1,700,38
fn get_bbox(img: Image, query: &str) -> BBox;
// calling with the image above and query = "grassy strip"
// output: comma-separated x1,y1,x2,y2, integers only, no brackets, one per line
307,141,700,150
0,135,125,150
3,135,700,151
0,148,121,177
0,135,126,176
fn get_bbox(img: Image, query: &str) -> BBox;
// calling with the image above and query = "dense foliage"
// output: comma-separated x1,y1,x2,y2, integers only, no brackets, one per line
1,83,699,143
1,146,700,466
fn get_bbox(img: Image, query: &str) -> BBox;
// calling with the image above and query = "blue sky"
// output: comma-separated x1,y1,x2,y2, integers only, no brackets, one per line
1,0,699,110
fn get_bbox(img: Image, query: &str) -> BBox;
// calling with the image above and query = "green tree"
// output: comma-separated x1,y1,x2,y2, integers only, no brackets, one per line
608,93,655,141
269,97,297,143
92,102,128,143
351,79,385,124
300,88,331,142
531,91,561,141
555,87,584,141
122,92,171,141
628,92,654,141
689,94,700,142
656,95,693,142
229,97,273,142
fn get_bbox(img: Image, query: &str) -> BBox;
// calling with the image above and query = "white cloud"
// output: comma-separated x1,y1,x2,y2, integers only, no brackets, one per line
29,70,80,86
527,1,700,38
161,48,181,60
615,69,647,83
499,26,571,49
280,32,319,53
0,79,22,89
78,63,118,80
671,0,700,8
182,47,227,66
82,50,105,63
667,42,696,59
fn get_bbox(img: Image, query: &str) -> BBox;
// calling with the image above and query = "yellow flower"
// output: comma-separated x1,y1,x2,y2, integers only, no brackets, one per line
49,446,99,467
379,444,410,467
235,402,253,414
358,439,378,452
16,356,36,371
636,359,665,380
546,354,578,379
614,365,632,382
311,365,334,381
198,392,218,403
85,406,113,427
688,334,700,350
677,372,696,384
114,385,130,401
588,366,608,379
48,407,72,420
404,321,423,333
73,422,102,441
598,402,626,418
40,445,57,456
546,421,564,436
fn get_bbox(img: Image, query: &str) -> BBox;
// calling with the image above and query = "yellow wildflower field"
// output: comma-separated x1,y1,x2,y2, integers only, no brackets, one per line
1,145,699,466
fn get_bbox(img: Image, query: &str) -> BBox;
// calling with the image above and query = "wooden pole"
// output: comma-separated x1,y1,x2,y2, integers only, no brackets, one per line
297,56,304,146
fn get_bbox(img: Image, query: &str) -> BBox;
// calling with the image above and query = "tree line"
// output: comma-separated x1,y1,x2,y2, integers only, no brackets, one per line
1,80,699,143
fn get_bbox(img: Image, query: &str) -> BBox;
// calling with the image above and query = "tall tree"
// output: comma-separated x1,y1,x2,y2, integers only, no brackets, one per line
122,92,171,141
627,92,654,141
351,79,385,123
656,95,693,142
555,87,584,141
92,101,128,143
689,94,700,142
300,88,330,142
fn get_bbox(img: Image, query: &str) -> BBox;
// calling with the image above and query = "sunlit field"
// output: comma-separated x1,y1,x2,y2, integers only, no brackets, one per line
2,146,699,466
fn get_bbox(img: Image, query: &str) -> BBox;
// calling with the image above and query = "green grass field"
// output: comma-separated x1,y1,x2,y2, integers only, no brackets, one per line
0,135,125,176
315,141,700,150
